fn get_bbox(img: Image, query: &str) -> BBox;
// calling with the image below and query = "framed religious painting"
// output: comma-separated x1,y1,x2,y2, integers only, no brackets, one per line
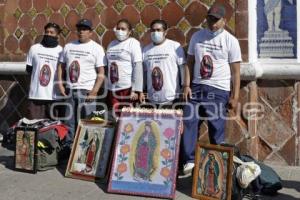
65,120,115,182
192,143,234,200
108,108,183,199
14,127,38,173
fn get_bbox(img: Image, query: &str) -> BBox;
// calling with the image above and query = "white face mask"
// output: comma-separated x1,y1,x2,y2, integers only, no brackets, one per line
151,31,165,44
114,29,128,41
208,28,224,37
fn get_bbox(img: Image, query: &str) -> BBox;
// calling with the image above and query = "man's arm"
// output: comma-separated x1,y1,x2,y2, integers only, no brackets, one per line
229,62,240,109
86,66,105,101
57,62,67,96
183,55,194,101
26,65,32,74
131,61,143,102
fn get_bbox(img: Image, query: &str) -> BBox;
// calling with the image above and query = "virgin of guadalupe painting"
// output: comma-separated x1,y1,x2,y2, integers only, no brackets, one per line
65,120,115,182
133,121,158,181
108,108,183,199
192,143,233,200
14,127,38,173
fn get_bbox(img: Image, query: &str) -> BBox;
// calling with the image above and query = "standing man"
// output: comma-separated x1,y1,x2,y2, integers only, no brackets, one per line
181,4,241,174
58,19,106,151
26,22,62,119
142,19,186,108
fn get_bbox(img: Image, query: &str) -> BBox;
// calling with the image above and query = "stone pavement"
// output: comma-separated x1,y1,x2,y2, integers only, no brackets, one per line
0,144,300,200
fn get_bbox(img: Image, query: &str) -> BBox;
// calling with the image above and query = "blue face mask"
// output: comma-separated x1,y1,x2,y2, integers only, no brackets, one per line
208,28,224,37
151,32,165,44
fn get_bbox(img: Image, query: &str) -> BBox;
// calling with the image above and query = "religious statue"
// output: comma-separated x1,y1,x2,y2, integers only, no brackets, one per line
264,0,294,31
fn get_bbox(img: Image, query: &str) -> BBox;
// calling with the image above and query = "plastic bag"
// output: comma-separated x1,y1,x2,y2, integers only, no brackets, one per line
234,156,261,189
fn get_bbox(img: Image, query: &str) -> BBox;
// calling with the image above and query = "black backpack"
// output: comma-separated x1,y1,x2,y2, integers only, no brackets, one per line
240,155,282,195
220,144,244,200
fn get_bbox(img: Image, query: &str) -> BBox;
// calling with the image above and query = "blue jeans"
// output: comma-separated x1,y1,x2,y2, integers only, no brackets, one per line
64,89,96,147
181,84,230,164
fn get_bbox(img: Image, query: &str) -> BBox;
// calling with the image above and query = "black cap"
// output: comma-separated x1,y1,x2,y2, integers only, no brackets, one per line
76,19,92,29
207,4,226,19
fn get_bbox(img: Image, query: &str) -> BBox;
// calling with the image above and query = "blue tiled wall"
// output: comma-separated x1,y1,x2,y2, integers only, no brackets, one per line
257,0,297,58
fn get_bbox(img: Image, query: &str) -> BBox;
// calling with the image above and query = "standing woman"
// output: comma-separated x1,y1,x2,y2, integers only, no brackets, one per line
106,19,143,115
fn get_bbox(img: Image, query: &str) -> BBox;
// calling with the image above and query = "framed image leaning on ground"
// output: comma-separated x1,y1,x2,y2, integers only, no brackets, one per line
65,120,115,182
192,143,233,200
14,127,38,173
108,108,183,199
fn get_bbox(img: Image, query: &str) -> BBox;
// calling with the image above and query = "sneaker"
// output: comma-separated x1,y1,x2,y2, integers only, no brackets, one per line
183,163,195,175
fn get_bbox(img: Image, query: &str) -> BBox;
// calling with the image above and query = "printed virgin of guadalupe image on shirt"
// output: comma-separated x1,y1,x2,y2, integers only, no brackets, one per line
197,150,228,200
39,64,51,86
70,127,104,176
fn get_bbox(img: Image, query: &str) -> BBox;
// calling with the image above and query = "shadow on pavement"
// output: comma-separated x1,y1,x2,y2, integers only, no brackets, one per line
0,155,14,170
0,143,15,170
282,180,300,193
176,174,193,196
262,193,300,200
55,160,68,177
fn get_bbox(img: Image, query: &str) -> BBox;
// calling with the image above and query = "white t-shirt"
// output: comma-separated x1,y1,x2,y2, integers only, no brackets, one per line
143,39,186,103
59,40,107,90
106,37,142,91
188,29,241,91
27,43,63,100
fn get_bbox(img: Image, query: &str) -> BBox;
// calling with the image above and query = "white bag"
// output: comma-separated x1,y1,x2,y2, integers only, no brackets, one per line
233,156,261,188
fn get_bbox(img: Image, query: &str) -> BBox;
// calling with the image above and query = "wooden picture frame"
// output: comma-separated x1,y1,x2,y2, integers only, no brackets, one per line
192,143,233,200
14,127,38,173
108,108,183,199
65,120,115,182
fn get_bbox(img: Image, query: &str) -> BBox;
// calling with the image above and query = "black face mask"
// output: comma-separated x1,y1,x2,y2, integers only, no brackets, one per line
40,35,58,47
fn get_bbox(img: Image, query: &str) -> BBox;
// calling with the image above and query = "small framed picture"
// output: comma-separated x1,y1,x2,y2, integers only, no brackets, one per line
192,143,233,200
14,127,38,173
65,120,115,182
108,108,183,199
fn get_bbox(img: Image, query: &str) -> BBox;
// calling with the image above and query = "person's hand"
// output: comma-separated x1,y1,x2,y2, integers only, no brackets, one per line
58,84,67,97
228,98,239,111
86,90,97,102
139,92,146,103
183,86,192,102
130,91,138,101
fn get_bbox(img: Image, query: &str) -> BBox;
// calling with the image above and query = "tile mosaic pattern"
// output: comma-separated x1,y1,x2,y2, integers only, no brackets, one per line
256,80,297,165
1,0,238,58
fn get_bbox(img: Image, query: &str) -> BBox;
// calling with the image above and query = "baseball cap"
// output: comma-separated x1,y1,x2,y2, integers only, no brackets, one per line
207,4,226,19
76,19,92,29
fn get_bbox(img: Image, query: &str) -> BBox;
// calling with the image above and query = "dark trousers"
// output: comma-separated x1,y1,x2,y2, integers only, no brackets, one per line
27,99,57,120
181,84,230,164
64,89,96,147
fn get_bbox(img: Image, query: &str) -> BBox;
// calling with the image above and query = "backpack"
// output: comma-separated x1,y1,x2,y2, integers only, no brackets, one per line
36,128,60,171
15,118,67,171
240,155,282,195
220,143,244,200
